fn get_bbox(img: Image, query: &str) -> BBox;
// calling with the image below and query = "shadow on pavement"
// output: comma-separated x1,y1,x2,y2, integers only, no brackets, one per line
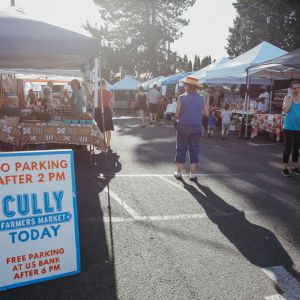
0,149,120,300
181,179,300,290
114,117,175,141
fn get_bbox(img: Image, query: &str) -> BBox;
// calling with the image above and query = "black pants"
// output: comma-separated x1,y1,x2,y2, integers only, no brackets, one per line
283,129,300,164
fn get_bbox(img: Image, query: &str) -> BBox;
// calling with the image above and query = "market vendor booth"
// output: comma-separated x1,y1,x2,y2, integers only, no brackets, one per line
0,9,105,159
247,47,300,141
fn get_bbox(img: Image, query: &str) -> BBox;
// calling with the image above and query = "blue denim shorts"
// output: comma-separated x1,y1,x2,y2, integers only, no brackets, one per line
175,124,201,164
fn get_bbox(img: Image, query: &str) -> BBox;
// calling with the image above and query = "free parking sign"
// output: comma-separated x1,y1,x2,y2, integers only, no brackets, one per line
0,150,80,291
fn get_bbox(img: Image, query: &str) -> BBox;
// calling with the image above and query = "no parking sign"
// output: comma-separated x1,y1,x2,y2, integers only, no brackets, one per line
0,150,80,291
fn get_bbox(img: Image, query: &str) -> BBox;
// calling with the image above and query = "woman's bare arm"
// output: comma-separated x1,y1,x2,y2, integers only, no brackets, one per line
203,104,209,117
175,97,181,119
282,95,293,113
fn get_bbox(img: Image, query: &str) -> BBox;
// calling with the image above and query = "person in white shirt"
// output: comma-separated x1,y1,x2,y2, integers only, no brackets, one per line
221,103,232,139
256,86,270,113
147,84,161,124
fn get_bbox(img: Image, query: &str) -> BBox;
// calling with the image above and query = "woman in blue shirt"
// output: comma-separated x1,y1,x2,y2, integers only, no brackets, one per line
174,77,208,181
281,81,300,177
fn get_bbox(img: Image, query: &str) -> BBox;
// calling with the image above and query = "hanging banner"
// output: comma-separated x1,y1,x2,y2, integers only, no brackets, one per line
0,150,80,292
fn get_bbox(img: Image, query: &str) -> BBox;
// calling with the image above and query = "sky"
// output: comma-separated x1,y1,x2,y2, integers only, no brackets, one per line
0,0,236,61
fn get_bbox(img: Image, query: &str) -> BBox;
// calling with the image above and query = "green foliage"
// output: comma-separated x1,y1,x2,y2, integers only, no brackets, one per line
193,55,201,71
200,55,212,69
188,60,193,72
85,0,196,81
226,0,300,57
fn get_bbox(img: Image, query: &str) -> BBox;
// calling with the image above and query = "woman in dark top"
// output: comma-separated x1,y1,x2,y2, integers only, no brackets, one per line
174,76,208,181
136,86,147,127
94,79,114,151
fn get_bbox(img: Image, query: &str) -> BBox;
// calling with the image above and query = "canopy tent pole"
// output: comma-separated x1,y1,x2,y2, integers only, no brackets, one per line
98,54,107,151
244,67,251,138
94,58,99,109
269,78,274,112
94,56,107,147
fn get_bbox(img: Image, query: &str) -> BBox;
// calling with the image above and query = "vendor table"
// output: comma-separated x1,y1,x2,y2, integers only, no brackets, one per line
0,118,105,167
21,121,105,167
21,121,104,148
251,114,283,141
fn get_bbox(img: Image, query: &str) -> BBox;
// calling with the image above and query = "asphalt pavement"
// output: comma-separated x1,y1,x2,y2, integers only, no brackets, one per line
1,112,300,300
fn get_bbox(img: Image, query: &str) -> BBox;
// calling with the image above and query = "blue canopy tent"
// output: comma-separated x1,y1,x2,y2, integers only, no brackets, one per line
159,72,193,96
160,72,193,86
111,75,142,91
142,76,165,91
110,75,142,109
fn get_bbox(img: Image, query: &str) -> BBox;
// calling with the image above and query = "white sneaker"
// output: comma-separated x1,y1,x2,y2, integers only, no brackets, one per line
190,174,197,182
174,171,182,179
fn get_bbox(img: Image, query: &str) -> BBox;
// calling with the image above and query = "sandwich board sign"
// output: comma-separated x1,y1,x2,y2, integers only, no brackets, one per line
0,150,80,291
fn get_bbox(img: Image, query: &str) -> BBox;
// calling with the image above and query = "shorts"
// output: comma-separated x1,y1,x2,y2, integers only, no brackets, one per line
175,124,201,164
222,123,230,131
149,103,158,113
208,125,216,131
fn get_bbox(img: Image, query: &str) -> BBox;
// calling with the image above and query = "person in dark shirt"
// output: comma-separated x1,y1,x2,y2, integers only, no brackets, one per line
93,79,114,151
41,88,51,110
69,79,84,116
136,86,147,127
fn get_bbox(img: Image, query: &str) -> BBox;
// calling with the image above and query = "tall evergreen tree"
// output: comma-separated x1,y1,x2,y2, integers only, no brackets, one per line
200,55,212,69
193,55,198,71
197,55,201,70
183,54,189,71
85,0,196,79
226,0,300,57
188,60,193,72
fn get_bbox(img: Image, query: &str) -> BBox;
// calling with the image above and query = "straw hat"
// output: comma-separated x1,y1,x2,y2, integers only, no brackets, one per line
180,76,200,88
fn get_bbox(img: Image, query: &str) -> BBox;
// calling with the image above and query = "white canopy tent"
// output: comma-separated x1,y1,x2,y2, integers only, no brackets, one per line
111,75,142,91
205,42,287,85
190,57,231,83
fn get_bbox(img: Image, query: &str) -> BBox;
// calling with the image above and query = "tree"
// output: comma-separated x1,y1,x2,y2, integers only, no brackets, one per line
197,56,201,70
200,55,212,69
193,55,201,71
188,60,193,72
85,0,196,80
226,0,300,57
183,54,189,71
193,55,198,71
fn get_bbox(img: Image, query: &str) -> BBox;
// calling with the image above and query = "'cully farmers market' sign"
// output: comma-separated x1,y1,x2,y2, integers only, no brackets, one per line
0,150,80,291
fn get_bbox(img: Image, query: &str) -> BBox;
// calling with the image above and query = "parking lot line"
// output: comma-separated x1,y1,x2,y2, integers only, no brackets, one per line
99,209,267,224
88,176,140,219
92,172,276,178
